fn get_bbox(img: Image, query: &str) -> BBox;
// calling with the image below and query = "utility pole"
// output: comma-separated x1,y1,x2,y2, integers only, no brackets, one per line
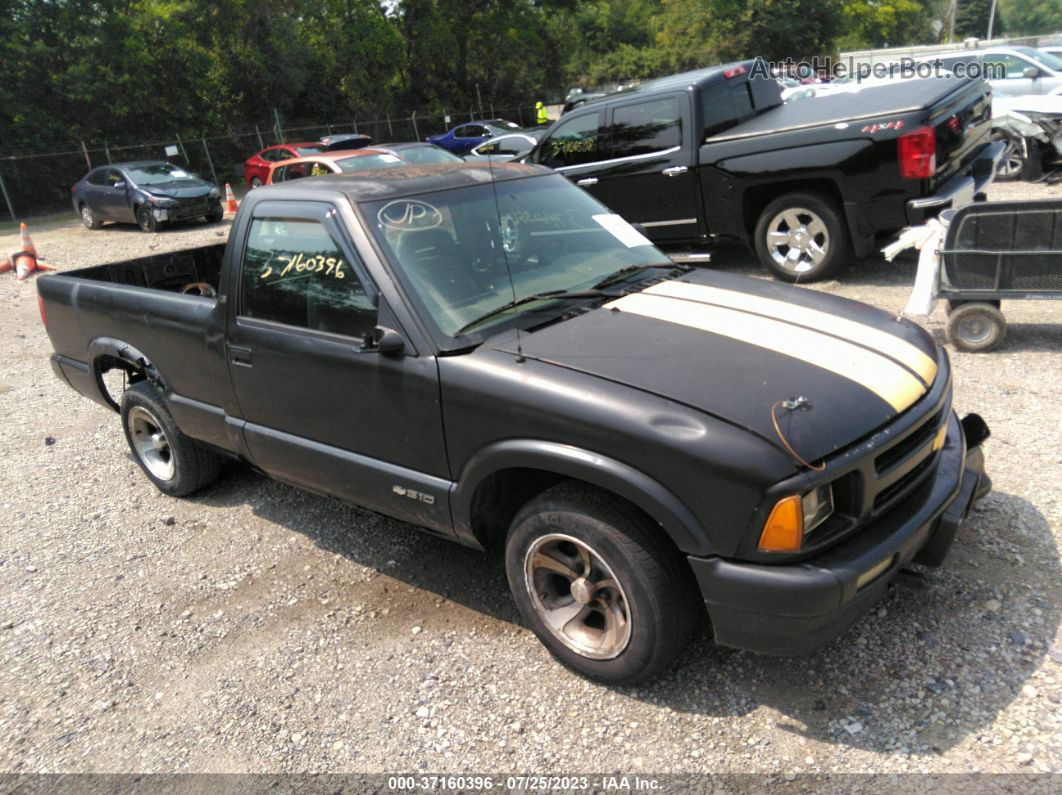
946,0,958,42
986,0,998,40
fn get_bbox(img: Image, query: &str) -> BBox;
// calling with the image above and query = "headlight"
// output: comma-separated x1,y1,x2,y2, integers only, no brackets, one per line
801,483,834,534
148,195,178,206
209,187,220,198
758,483,834,552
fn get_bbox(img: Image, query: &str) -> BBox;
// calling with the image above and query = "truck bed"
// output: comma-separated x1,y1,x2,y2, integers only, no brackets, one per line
70,244,225,294
709,76,983,142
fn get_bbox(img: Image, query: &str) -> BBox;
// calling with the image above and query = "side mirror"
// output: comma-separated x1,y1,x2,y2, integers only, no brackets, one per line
1023,66,1041,80
362,326,405,355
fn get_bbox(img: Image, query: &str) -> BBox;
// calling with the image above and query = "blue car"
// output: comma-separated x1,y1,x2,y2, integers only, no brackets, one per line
426,119,522,154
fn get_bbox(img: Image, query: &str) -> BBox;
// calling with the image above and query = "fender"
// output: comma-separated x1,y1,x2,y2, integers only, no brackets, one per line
86,337,164,410
450,439,711,556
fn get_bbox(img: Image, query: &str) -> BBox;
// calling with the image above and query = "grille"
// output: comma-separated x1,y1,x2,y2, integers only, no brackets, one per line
873,454,935,511
875,407,943,475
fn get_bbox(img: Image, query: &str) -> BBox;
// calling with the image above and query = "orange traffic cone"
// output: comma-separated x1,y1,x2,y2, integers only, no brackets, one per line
14,250,36,280
224,183,238,214
0,252,11,274
19,222,36,256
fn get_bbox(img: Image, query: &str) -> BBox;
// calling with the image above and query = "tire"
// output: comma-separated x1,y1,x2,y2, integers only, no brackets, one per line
205,201,224,223
505,482,702,685
120,381,222,497
946,302,1007,352
990,129,1024,182
250,176,263,189
753,192,850,282
80,204,102,230
137,205,159,233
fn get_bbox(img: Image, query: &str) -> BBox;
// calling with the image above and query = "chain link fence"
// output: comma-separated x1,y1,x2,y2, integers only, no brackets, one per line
0,103,540,222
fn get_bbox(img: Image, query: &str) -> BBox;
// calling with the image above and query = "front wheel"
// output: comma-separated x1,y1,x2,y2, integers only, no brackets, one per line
990,129,1025,182
753,192,850,282
505,483,701,685
205,201,224,223
250,176,263,189
137,205,159,233
120,381,222,496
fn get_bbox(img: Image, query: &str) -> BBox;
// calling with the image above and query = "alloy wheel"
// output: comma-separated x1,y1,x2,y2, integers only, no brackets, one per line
127,406,175,481
765,206,830,274
523,533,631,660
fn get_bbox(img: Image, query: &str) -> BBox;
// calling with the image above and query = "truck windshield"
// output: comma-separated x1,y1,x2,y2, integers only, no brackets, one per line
363,174,672,343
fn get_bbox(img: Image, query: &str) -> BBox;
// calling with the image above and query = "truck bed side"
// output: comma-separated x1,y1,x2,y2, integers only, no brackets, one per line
37,244,234,451
697,77,994,245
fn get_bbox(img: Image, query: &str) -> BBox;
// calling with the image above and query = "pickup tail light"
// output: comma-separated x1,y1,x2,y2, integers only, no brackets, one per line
724,65,747,79
37,293,47,327
898,126,937,179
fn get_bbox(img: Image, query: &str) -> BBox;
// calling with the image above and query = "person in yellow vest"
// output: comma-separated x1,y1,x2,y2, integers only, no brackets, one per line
535,101,548,125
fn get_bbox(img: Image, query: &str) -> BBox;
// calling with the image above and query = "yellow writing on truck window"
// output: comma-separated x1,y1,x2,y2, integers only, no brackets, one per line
260,253,346,282
550,138,595,157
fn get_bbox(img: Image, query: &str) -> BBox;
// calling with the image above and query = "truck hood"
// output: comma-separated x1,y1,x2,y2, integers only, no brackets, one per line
495,270,940,462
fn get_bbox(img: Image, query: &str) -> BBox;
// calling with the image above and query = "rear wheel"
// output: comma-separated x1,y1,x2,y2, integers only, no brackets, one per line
137,205,159,233
120,381,222,496
505,482,701,685
250,176,263,189
80,204,101,230
946,302,1006,352
754,192,849,282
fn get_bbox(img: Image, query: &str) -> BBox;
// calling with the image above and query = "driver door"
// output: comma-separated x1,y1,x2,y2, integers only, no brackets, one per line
225,200,452,532
99,169,134,222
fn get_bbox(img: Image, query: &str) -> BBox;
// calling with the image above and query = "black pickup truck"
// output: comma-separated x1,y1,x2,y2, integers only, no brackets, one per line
38,164,990,684
529,60,1004,282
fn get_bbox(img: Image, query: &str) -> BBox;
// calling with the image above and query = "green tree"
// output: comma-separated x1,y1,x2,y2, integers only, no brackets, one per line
999,0,1062,36
954,0,1003,39
838,0,939,49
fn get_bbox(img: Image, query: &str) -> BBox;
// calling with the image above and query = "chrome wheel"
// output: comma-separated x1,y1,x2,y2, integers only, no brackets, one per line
524,533,631,660
81,206,95,228
765,206,830,274
250,176,263,188
127,406,175,481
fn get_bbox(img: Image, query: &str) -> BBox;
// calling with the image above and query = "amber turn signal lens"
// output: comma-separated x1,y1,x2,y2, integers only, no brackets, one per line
758,495,803,552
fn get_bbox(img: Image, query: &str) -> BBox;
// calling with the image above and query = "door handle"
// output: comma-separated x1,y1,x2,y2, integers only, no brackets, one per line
229,345,253,367
576,177,598,187
662,166,688,177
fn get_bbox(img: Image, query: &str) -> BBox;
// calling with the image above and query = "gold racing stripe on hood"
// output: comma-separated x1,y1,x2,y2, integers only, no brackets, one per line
644,281,938,385
606,292,927,412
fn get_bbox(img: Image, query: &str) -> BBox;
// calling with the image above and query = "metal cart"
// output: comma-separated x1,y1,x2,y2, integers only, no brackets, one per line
938,199,1062,352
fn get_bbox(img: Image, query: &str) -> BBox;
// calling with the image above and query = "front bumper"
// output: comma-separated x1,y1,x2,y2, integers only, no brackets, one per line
688,411,989,656
905,140,1004,225
152,198,220,222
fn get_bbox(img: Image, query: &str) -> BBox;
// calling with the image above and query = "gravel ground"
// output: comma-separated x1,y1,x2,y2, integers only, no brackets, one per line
0,182,1060,780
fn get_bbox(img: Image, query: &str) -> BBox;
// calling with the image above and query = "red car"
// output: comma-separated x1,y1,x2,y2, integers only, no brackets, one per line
243,142,325,188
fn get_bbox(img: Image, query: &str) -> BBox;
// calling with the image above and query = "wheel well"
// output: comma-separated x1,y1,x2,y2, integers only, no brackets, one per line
94,354,148,410
467,468,681,557
742,179,844,238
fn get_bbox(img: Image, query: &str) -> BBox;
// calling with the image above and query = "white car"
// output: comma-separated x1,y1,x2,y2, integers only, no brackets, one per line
924,47,1062,97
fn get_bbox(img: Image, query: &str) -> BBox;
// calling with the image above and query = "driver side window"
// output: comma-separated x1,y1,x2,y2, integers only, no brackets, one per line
240,217,377,339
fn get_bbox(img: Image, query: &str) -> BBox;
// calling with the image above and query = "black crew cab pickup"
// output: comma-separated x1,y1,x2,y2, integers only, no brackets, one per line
529,59,1004,282
38,164,990,684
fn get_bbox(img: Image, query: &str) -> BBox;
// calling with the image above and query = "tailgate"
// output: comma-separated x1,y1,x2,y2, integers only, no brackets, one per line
929,79,993,187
